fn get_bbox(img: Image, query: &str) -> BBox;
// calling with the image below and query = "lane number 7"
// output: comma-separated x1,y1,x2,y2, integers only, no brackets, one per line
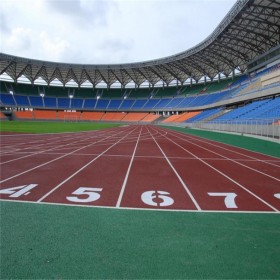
208,192,237,208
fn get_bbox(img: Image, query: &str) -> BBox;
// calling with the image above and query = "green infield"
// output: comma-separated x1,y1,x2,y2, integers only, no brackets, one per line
162,126,280,158
1,201,280,279
0,121,121,133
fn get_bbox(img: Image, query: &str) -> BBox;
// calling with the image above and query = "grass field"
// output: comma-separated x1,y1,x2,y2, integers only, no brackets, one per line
1,121,280,279
0,121,121,133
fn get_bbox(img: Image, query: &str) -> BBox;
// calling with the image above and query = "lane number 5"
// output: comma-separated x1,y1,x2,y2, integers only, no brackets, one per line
66,187,102,203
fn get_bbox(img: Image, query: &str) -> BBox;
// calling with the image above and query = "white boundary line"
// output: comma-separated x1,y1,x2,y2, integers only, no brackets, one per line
0,132,108,165
116,126,143,207
162,128,280,182
0,126,133,183
1,199,278,215
156,127,279,212
160,125,280,162
0,128,118,156
37,126,138,202
147,126,201,211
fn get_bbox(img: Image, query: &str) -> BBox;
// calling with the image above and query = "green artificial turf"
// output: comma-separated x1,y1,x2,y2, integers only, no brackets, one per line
1,201,280,279
162,126,280,158
0,121,121,134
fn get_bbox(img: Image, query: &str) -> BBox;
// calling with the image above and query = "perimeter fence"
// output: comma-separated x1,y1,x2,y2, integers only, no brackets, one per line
185,118,280,140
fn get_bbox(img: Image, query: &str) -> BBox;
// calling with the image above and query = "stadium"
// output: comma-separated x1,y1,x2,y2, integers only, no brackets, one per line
0,0,280,279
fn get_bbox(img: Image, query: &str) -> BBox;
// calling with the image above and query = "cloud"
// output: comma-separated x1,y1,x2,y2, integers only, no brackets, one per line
43,0,117,28
0,13,10,34
0,0,237,64
3,27,32,52
38,31,70,62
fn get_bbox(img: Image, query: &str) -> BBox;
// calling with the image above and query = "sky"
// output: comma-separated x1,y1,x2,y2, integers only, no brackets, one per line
0,0,237,65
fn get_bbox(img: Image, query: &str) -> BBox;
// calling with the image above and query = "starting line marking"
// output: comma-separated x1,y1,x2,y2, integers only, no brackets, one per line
0,198,279,214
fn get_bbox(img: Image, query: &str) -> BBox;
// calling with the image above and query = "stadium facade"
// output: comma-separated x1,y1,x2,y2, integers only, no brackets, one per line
0,0,279,139
0,0,279,88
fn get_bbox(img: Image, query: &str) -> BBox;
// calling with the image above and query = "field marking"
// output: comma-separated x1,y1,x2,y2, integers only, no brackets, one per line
160,126,280,165
0,126,133,183
1,198,278,214
2,149,280,163
37,126,138,202
0,128,120,157
0,138,65,155
164,129,280,182
0,133,108,165
116,126,143,207
0,129,109,137
147,127,201,211
159,130,279,212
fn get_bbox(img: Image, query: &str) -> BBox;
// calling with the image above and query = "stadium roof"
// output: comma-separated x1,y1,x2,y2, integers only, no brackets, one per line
0,0,279,88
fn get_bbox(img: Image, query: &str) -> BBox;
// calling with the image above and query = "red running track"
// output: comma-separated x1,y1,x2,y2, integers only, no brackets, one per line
0,125,280,213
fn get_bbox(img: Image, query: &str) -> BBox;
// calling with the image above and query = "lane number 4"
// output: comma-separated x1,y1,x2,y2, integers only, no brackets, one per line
0,184,38,198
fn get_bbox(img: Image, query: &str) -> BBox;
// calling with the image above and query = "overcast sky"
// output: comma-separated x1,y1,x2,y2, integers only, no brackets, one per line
0,0,236,65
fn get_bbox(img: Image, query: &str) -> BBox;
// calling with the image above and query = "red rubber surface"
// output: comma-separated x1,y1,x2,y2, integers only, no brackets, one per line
1,125,279,212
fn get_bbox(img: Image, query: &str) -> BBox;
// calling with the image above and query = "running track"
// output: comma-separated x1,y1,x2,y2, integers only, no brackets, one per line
1,125,280,213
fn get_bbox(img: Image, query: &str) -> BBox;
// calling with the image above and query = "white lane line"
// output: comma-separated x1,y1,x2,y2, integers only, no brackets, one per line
0,128,115,157
116,126,143,208
159,129,279,212
166,130,280,182
160,126,280,166
147,126,201,211
38,126,138,202
0,126,132,183
0,134,105,165
0,198,278,214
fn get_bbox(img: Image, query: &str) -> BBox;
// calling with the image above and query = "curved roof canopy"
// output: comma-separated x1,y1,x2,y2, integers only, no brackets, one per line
0,0,279,88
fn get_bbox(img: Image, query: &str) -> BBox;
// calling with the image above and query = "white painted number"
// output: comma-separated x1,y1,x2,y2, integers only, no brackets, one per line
208,192,238,209
141,190,174,207
66,187,102,203
274,193,280,199
0,184,38,198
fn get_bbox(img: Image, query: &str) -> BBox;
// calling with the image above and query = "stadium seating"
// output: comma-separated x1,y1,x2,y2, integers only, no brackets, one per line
80,112,104,121
163,111,201,122
0,112,7,119
141,114,161,122
0,93,16,106
101,112,126,121
71,98,84,109
57,111,81,121
0,66,279,127
33,110,57,120
14,95,30,107
95,99,110,110
120,99,136,110
185,108,222,123
29,96,44,107
108,99,123,110
14,110,34,119
212,97,280,123
121,113,148,122
44,97,57,108
131,99,147,109
57,98,70,109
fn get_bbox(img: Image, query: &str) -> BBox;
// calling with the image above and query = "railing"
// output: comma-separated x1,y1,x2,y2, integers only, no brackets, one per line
186,119,280,140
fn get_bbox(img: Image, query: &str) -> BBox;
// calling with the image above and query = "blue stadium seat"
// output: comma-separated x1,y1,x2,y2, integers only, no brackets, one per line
0,93,16,106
